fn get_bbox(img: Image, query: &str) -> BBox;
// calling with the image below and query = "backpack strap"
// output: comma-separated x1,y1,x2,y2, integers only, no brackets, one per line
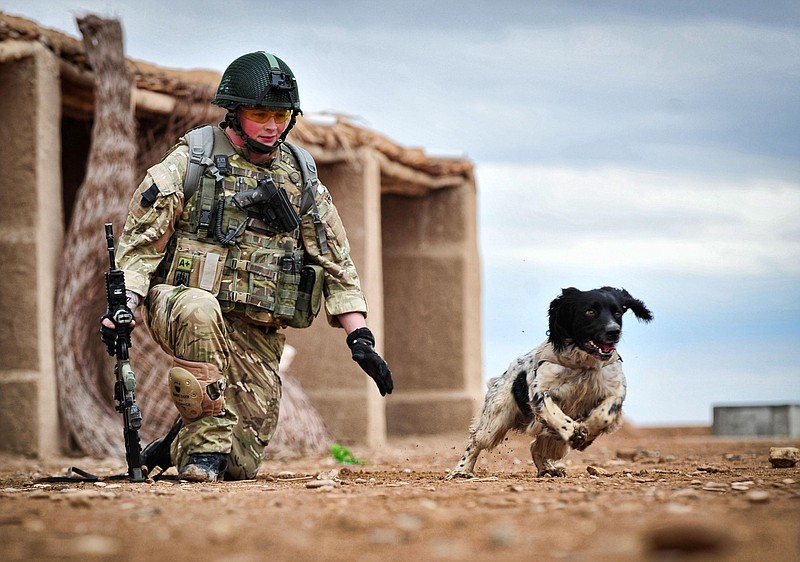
285,142,329,254
182,125,219,202
182,126,231,239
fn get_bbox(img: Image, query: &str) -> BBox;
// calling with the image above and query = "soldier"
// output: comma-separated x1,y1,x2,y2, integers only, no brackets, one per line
100,51,393,482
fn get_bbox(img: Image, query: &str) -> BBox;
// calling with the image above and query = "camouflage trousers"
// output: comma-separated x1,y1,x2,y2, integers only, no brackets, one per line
145,284,283,480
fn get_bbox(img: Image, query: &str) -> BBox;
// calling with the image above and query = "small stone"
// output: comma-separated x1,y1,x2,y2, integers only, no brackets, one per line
696,465,726,473
369,528,402,544
0,514,23,525
306,479,338,489
769,447,799,468
672,488,700,500
702,482,728,492
746,490,770,503
645,520,731,555
730,481,754,491
664,502,693,514
72,534,120,556
616,449,638,461
208,521,236,541
317,469,340,481
487,525,517,547
587,465,611,477
395,514,422,532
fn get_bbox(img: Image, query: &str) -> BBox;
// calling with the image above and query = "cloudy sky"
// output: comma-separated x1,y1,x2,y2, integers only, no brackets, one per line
7,1,799,426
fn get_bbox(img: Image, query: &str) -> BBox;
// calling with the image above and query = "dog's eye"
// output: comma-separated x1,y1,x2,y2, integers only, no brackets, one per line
585,310,596,317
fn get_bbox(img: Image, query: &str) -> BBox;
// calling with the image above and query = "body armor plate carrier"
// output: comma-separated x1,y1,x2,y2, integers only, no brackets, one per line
155,125,324,329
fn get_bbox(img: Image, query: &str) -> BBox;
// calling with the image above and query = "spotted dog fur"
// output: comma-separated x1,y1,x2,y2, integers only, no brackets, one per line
446,287,652,479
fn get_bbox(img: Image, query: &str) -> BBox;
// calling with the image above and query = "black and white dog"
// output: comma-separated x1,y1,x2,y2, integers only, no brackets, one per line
447,287,653,479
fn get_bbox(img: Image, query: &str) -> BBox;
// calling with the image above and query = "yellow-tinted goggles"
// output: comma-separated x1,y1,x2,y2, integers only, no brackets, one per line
239,106,293,124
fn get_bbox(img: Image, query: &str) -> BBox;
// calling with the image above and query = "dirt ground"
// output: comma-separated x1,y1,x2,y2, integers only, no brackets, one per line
1,426,798,562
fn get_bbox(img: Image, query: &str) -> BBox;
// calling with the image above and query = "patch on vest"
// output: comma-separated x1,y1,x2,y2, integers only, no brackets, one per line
174,255,193,286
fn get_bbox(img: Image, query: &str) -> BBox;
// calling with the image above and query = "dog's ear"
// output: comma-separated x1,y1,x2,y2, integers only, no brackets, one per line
616,288,653,322
548,287,580,351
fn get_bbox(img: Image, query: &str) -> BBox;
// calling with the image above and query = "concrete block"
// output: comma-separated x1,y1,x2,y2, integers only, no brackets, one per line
712,404,800,437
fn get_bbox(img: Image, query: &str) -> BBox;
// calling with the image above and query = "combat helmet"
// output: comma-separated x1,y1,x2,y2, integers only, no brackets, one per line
213,51,301,154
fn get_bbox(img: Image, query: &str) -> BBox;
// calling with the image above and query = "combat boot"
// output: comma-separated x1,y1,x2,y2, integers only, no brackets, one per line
178,453,228,482
140,418,182,475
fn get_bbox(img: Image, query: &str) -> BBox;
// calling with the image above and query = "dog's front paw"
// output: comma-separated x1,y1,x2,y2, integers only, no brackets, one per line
568,424,589,449
573,436,595,452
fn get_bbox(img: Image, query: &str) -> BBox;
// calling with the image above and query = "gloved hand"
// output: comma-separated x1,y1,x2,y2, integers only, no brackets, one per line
100,291,139,355
346,327,393,396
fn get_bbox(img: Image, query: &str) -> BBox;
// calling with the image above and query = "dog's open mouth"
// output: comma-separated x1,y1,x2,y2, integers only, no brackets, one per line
580,340,616,358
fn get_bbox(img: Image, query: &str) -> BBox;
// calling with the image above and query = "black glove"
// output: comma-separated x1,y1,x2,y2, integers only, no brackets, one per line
100,291,139,355
99,306,134,356
346,327,393,396
100,313,118,356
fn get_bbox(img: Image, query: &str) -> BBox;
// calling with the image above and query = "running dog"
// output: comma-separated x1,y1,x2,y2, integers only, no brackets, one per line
446,286,653,479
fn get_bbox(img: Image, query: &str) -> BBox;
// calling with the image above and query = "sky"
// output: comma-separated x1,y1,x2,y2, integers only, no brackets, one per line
5,1,800,426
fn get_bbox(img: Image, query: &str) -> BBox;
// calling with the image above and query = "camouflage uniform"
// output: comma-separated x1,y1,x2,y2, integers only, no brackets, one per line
116,127,367,479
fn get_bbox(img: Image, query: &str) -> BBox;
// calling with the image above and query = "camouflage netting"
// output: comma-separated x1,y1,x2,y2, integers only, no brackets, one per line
53,15,330,461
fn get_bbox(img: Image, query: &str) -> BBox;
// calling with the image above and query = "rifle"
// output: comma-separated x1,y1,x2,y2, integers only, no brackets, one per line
103,223,145,482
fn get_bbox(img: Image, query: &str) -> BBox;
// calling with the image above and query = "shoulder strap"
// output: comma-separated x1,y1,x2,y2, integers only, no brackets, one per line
182,124,222,202
285,142,328,254
284,142,318,214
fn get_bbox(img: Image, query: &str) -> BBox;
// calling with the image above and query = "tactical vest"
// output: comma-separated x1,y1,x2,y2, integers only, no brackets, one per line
154,125,324,328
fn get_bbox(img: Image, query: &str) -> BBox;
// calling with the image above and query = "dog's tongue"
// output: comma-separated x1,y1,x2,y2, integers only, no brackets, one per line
597,342,615,353
586,340,615,355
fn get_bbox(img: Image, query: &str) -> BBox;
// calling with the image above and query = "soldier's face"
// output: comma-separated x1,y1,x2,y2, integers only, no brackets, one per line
238,107,290,147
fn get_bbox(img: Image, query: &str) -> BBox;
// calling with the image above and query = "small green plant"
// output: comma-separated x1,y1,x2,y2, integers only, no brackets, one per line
331,442,367,465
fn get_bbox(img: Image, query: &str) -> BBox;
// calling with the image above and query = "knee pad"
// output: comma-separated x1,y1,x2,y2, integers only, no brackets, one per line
168,358,226,422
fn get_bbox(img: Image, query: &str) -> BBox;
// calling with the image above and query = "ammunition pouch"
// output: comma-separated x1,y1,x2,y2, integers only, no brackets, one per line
215,234,322,328
286,264,324,328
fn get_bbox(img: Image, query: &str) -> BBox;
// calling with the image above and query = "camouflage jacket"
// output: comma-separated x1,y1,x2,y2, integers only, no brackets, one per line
116,126,367,328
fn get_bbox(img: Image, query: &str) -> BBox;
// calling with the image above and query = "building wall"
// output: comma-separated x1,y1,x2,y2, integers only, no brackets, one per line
381,179,483,436
0,42,62,457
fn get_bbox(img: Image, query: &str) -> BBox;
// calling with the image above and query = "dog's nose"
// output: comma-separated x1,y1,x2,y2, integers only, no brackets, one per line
606,328,621,341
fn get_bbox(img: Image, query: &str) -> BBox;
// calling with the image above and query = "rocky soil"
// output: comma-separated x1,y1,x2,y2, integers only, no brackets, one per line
1,426,798,561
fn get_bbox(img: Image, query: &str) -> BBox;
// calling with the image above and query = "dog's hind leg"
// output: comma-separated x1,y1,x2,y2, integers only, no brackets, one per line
446,378,518,480
530,434,569,477
445,434,484,480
